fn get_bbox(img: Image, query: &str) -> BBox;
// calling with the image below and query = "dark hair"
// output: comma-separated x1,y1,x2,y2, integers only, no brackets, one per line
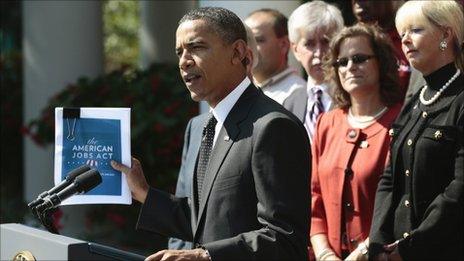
324,23,402,108
179,7,247,45
248,8,288,38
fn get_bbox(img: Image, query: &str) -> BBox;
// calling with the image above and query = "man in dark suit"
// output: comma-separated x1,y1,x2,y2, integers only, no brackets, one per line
111,7,310,261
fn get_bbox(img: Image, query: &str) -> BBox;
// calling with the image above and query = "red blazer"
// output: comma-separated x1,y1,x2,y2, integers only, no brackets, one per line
310,104,401,257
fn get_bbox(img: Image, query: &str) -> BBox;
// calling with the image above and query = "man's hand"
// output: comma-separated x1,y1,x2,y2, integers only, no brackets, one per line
344,247,367,261
111,157,149,203
376,241,402,261
145,249,211,261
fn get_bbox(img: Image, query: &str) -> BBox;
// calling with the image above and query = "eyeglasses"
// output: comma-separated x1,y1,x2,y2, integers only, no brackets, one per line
333,54,375,68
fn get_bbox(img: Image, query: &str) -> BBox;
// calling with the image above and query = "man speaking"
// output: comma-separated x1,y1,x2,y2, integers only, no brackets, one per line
111,7,310,261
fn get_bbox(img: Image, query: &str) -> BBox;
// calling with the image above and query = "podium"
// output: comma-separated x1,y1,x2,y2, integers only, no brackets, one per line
1,223,146,260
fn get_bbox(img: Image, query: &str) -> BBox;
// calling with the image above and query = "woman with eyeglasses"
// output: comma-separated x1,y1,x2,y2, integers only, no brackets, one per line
369,2,464,260
310,23,402,261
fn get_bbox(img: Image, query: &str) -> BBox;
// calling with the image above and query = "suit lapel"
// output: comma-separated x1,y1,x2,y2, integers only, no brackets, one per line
298,91,308,123
193,85,259,238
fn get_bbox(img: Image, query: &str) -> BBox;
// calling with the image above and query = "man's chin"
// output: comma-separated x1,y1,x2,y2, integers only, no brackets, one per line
189,92,203,102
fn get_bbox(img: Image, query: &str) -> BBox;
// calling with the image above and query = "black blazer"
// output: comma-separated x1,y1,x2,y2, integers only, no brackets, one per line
369,65,464,260
137,85,311,260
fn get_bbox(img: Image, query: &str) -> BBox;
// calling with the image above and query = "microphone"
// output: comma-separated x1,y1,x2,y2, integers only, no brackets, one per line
35,169,102,213
28,165,91,208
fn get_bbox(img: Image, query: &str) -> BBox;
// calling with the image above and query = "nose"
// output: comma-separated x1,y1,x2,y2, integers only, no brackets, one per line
179,50,194,70
401,31,411,45
313,43,323,57
346,59,358,71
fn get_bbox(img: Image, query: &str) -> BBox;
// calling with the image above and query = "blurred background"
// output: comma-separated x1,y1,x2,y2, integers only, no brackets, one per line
0,0,355,255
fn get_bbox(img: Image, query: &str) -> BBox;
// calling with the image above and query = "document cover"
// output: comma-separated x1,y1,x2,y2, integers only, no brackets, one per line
54,107,132,205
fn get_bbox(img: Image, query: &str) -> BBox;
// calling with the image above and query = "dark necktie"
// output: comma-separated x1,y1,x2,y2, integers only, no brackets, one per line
305,88,324,139
195,113,217,209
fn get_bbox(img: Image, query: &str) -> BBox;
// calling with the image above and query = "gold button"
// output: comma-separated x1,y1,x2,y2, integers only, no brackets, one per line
405,170,410,177
422,111,428,118
405,200,410,207
407,139,413,146
434,130,442,140
403,232,410,239
388,128,394,136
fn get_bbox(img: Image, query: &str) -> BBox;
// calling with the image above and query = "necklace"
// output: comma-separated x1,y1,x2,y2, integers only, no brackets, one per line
348,106,388,124
419,69,461,106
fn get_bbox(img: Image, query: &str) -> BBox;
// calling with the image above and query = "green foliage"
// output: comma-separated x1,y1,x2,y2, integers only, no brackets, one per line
103,0,140,72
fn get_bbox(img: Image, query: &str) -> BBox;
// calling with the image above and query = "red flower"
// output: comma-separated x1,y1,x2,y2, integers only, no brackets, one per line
153,123,166,133
151,76,160,94
163,101,181,116
20,125,30,135
107,212,126,228
123,95,134,106
51,208,64,230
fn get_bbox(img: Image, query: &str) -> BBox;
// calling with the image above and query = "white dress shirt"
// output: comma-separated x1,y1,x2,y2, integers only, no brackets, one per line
255,67,306,105
210,77,250,147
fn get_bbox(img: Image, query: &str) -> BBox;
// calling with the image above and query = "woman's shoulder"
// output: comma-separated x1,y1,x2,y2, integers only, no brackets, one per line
319,108,346,125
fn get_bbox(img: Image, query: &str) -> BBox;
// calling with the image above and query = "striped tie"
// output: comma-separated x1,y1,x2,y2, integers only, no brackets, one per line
305,88,324,140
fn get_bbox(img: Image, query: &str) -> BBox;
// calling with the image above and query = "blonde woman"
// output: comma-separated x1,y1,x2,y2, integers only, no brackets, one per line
369,1,464,260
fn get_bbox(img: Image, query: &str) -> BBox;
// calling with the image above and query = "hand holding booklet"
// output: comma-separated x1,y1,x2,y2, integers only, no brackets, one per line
54,107,132,205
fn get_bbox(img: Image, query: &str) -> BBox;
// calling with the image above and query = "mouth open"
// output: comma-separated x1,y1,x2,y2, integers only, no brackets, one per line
183,73,201,84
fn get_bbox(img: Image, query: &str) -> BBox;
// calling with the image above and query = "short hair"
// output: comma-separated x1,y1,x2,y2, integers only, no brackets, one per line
396,1,464,72
247,8,288,38
288,1,344,44
324,24,402,108
179,7,247,45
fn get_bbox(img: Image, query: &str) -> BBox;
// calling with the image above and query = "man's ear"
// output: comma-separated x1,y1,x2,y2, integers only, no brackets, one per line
279,36,290,56
231,39,248,66
291,42,301,62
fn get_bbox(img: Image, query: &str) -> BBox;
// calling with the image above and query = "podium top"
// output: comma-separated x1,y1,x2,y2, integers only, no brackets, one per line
1,223,145,261
2,223,84,244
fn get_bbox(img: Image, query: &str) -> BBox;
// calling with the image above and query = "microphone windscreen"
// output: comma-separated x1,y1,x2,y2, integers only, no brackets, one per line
74,169,102,193
66,165,91,181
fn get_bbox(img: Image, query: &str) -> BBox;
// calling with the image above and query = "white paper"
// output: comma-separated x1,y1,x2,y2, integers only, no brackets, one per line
54,107,132,205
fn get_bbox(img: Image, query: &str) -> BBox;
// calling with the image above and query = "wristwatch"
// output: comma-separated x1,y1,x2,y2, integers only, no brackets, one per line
359,242,368,256
200,246,212,261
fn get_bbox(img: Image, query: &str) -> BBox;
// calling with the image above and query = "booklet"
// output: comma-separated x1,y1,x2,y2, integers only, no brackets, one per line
54,107,132,205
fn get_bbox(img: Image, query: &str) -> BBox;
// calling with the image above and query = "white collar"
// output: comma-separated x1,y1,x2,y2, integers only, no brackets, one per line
306,76,328,96
210,77,250,126
255,67,295,88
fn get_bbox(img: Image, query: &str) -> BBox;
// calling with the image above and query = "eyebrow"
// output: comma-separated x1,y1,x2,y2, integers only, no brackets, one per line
175,39,205,53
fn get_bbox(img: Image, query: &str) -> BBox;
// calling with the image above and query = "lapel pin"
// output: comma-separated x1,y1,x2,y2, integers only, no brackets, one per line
224,135,230,141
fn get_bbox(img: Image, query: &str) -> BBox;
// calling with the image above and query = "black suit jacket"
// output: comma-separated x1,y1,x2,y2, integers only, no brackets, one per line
369,68,463,260
137,85,311,260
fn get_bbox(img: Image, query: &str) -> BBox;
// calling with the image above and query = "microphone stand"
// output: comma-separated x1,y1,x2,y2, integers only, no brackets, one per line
38,208,60,234
29,203,60,234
